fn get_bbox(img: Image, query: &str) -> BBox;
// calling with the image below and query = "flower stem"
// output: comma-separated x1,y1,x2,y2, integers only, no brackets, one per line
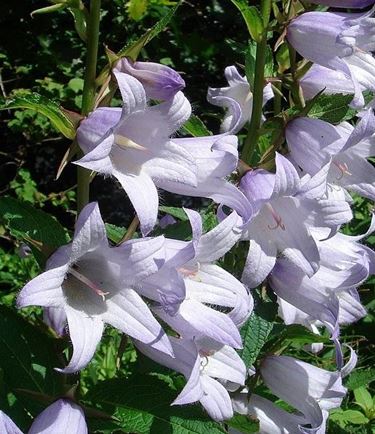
77,0,101,214
241,0,272,165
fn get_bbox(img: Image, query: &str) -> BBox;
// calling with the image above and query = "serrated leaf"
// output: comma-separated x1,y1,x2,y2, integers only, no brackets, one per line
0,93,76,139
278,324,329,345
0,196,68,265
0,305,62,396
345,368,375,390
159,206,189,221
307,93,355,123
86,375,226,434
239,311,273,369
229,1,264,43
118,1,182,60
105,223,127,244
182,114,212,137
227,414,259,433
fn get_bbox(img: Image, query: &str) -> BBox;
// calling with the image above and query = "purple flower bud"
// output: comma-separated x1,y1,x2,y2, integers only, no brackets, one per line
308,0,374,7
115,58,185,100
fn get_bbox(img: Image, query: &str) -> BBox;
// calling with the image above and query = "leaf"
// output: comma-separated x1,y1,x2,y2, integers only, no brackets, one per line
127,0,148,21
118,1,182,60
239,311,273,369
345,368,375,390
0,196,68,265
86,375,226,434
0,305,63,396
307,93,356,123
354,387,373,413
181,114,212,137
105,223,127,244
0,93,76,139
227,414,259,433
229,1,264,43
331,409,369,426
277,324,329,345
159,206,189,221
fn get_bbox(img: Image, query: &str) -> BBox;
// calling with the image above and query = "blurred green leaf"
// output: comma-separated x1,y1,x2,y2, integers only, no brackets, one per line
229,1,264,43
105,223,127,244
86,375,226,433
127,0,148,21
345,368,375,390
227,414,259,433
182,114,212,137
354,387,373,413
0,93,76,139
159,206,189,221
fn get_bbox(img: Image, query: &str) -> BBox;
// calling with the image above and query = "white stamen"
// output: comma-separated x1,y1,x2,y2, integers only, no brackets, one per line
333,160,352,180
266,203,285,231
114,134,147,151
69,267,109,301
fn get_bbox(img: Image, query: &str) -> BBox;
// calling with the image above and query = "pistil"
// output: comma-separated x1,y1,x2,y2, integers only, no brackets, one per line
333,160,351,180
266,203,285,230
114,134,147,151
69,267,109,301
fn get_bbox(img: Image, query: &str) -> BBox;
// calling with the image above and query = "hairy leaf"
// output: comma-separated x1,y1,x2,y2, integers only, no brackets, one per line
182,114,212,137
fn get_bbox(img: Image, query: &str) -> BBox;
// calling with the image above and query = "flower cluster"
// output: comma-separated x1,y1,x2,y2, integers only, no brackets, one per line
16,3,375,430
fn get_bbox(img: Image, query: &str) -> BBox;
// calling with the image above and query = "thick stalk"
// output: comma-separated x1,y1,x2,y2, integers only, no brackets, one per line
241,0,272,165
77,0,101,213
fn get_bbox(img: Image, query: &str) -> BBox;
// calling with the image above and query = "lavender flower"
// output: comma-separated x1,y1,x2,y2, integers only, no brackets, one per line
288,8,375,107
115,58,185,100
207,65,273,133
17,202,172,373
308,0,375,7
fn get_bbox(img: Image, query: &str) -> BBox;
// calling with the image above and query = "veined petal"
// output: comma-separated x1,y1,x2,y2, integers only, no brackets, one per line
43,307,67,336
71,202,108,262
28,399,88,434
173,356,203,405
200,376,233,421
113,71,147,116
59,306,104,373
0,411,23,434
103,289,173,356
341,108,375,153
338,289,367,324
240,169,274,212
17,265,67,308
113,170,158,236
74,134,114,175
272,153,301,198
298,161,331,200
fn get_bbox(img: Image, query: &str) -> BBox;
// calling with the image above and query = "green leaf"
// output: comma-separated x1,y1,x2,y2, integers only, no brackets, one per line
239,310,273,369
345,368,375,390
127,0,148,21
0,196,68,265
86,375,226,434
105,223,127,244
354,387,373,412
159,206,189,221
331,409,369,425
307,93,355,123
227,414,259,433
276,324,329,345
0,93,76,139
181,114,212,137
229,1,264,42
0,305,63,396
118,1,182,60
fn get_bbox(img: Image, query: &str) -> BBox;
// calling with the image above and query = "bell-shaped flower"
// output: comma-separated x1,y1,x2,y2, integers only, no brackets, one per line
139,209,253,349
260,355,347,433
115,58,185,100
286,111,375,201
76,71,251,235
239,153,352,288
0,399,88,434
43,307,67,336
135,336,246,421
287,8,375,107
207,65,274,133
307,0,374,7
17,202,172,373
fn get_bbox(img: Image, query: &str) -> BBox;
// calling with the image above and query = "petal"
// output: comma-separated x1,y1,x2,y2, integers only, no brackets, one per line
17,265,67,308
103,289,173,356
195,211,242,262
341,108,375,153
113,170,158,236
272,152,301,198
338,289,367,324
113,71,147,116
74,134,114,175
242,237,277,288
239,169,274,212
0,411,23,434
71,202,108,262
28,399,88,434
200,376,233,421
172,356,203,405
43,307,67,336
58,307,103,373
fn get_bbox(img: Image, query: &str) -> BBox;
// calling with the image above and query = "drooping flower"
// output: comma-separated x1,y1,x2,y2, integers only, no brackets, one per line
115,58,185,100
76,71,251,235
17,202,172,373
286,111,375,201
287,7,375,107
207,65,274,133
138,209,253,349
135,336,246,421
0,399,88,434
239,153,352,288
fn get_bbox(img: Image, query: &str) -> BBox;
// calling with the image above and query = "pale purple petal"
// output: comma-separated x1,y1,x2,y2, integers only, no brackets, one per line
58,306,104,373
272,152,301,198
172,357,203,405
199,376,233,421
307,0,375,7
0,411,23,434
103,289,173,356
75,134,114,175
43,307,67,336
113,71,147,116
28,399,88,434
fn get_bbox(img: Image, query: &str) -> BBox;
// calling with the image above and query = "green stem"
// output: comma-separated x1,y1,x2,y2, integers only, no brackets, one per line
288,43,305,109
77,0,101,214
241,0,272,165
